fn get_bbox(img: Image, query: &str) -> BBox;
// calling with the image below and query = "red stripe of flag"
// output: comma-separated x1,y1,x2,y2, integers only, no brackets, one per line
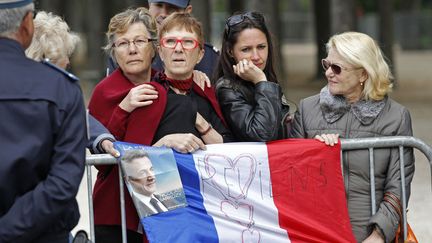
267,139,356,243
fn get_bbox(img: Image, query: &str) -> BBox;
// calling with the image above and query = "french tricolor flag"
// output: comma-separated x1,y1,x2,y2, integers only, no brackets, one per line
142,139,356,243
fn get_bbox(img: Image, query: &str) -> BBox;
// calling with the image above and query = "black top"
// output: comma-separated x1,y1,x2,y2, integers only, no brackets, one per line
153,84,233,144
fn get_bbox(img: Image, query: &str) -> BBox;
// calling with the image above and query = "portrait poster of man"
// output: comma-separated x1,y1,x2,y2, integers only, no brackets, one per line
115,142,187,218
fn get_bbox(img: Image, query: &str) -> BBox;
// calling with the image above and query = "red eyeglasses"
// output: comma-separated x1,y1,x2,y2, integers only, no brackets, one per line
321,59,361,75
160,37,200,50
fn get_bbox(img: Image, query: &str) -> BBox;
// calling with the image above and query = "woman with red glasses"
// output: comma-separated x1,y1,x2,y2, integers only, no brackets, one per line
152,12,232,147
289,32,414,243
214,11,290,142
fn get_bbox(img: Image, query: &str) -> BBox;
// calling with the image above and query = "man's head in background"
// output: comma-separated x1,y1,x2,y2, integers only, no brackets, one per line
0,0,35,48
122,150,157,197
148,0,192,29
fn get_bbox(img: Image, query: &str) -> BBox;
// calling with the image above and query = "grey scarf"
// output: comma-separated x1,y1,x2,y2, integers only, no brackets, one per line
319,86,386,125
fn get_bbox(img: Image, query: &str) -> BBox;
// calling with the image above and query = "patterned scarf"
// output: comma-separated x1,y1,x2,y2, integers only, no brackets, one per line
156,72,194,92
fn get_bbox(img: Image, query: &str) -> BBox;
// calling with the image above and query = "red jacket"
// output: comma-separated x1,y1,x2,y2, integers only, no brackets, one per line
88,69,225,236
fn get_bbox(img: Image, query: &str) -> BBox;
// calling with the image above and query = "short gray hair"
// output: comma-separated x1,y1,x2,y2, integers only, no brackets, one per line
0,2,34,38
104,7,157,64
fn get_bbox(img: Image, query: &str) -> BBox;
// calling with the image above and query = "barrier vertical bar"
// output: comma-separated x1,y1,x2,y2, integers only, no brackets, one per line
86,165,95,242
369,148,376,215
399,146,408,241
118,167,127,243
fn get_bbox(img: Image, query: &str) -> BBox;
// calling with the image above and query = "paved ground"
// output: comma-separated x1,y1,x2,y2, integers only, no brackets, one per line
74,44,432,241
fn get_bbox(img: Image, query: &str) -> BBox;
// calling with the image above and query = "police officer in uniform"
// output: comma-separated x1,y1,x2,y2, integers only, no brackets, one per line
0,1,87,242
107,0,219,79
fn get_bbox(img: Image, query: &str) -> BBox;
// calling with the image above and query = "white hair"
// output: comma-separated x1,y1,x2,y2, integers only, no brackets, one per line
26,11,80,64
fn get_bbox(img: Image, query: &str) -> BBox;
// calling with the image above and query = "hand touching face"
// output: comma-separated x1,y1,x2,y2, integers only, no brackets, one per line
232,59,267,84
231,28,269,84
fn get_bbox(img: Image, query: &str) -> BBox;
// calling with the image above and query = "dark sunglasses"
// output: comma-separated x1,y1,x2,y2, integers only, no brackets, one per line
225,11,264,35
321,59,361,75
321,59,344,75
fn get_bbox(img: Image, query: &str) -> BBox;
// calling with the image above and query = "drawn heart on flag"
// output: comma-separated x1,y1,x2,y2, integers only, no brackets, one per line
242,229,261,243
221,200,253,227
204,154,256,200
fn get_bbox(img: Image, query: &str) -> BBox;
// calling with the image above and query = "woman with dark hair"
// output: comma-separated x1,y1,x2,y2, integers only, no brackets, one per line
215,11,290,142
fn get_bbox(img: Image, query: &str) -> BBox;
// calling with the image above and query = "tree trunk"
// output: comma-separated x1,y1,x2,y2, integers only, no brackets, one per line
37,0,64,14
191,0,212,42
227,0,244,15
312,0,331,81
378,0,395,84
331,0,357,33
82,0,105,81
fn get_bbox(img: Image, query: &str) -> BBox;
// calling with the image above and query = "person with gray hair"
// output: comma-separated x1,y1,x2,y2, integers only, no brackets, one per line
289,31,415,242
25,10,119,157
89,7,160,243
0,1,87,242
26,11,79,67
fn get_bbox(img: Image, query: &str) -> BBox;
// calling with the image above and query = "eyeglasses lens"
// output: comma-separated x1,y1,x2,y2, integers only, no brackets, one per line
322,59,342,75
161,38,198,50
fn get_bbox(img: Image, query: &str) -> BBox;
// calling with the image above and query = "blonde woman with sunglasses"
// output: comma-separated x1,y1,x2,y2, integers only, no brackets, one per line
289,31,414,243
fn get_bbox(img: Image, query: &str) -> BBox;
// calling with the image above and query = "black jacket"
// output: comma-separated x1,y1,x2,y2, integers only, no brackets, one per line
216,77,288,142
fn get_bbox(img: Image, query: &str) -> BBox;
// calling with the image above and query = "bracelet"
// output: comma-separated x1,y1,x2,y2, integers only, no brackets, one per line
200,124,213,136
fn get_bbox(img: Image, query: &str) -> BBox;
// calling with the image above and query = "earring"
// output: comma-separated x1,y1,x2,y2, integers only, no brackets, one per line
360,82,364,86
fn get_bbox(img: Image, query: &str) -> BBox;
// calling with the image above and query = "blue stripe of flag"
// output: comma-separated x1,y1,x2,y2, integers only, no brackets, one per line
142,151,219,242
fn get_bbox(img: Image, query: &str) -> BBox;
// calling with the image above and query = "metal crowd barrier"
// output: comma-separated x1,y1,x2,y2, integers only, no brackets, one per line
84,136,432,243
341,136,432,241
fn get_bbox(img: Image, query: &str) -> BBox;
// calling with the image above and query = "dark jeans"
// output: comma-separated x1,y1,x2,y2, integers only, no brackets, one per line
95,225,142,243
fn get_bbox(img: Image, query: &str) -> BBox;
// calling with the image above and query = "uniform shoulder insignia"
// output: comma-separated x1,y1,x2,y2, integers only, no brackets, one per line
204,43,219,54
41,59,79,82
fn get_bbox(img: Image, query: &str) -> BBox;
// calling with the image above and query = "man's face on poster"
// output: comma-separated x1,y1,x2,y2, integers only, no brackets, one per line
127,156,157,197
